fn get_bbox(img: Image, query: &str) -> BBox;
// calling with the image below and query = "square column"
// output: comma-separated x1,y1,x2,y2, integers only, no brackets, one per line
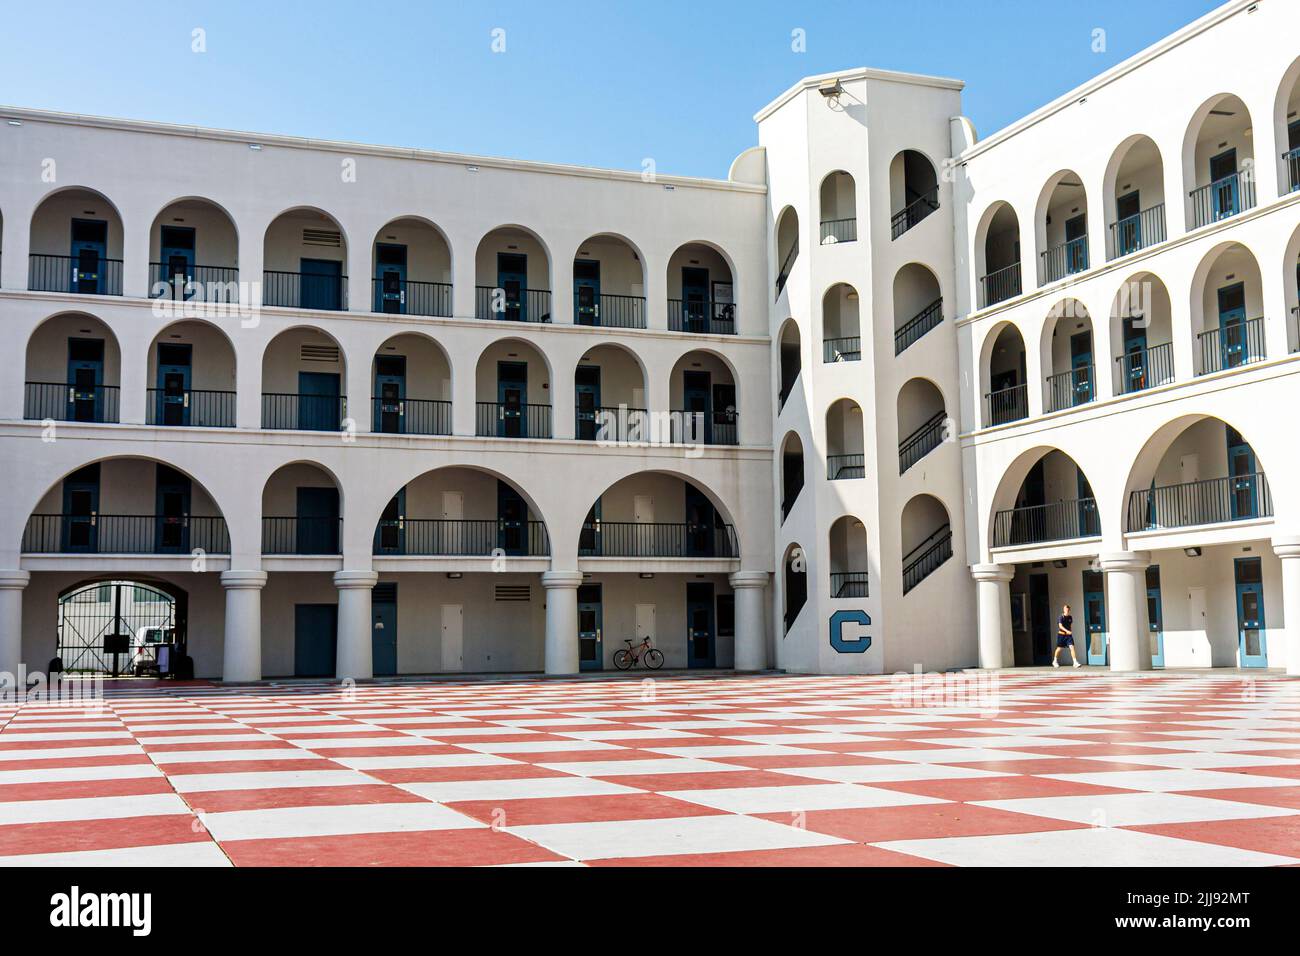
1273,536,1300,676
220,570,267,682
335,570,379,681
542,570,583,675
1099,552,1151,672
970,564,1014,669
0,571,31,678
729,571,769,671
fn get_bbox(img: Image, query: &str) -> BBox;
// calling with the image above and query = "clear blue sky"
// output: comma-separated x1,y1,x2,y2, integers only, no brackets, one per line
0,0,1223,179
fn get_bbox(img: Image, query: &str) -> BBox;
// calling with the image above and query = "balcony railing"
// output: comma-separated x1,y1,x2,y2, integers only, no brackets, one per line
1116,342,1174,395
823,336,861,363
984,383,1027,427
475,286,552,323
1127,473,1272,532
1108,203,1166,259
667,299,736,335
578,522,738,559
1188,171,1256,230
575,405,649,443
827,454,865,480
993,498,1100,548
1044,365,1095,413
23,514,230,554
262,517,342,555
891,187,939,240
899,411,946,474
979,262,1021,309
476,402,552,439
146,389,237,427
574,292,646,329
29,254,123,296
1196,317,1266,375
24,382,120,423
372,397,452,435
775,240,799,296
666,410,739,446
1040,236,1089,284
372,278,452,317
374,519,549,557
894,298,943,355
261,393,347,432
149,263,239,303
1286,147,1300,195
262,270,348,311
902,524,953,594
830,571,868,599
820,218,857,244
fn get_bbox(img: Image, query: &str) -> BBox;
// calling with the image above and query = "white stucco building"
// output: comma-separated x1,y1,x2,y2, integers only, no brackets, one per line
0,0,1296,681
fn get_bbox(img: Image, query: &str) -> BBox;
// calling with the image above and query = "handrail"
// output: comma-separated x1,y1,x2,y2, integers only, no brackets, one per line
894,297,943,355
898,411,946,474
1127,473,1272,532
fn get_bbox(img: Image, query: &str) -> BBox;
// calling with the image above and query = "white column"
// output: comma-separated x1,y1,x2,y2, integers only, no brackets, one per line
0,571,31,679
1273,536,1300,676
334,570,378,681
729,571,768,671
542,570,583,675
1099,552,1151,672
220,570,267,682
971,564,1014,669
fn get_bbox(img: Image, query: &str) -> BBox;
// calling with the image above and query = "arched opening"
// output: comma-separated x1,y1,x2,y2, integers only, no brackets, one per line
573,233,646,329
992,449,1100,548
893,263,943,355
371,217,452,316
574,343,647,442
976,201,1022,307
261,327,347,431
1285,223,1300,354
1276,57,1300,195
146,320,237,427
822,282,861,363
1037,171,1089,283
774,206,799,296
580,473,737,559
818,171,857,244
828,515,868,599
476,338,552,438
1184,94,1256,229
825,398,864,480
901,494,953,594
980,322,1028,426
782,543,808,633
262,207,348,310
24,312,122,423
1189,242,1265,375
897,378,947,474
1104,136,1166,259
667,241,735,334
54,579,190,678
476,225,552,322
1111,272,1175,395
778,319,801,409
889,149,939,239
263,462,341,555
780,431,805,522
28,188,124,295
1041,298,1096,413
372,333,452,435
667,349,737,446
149,198,239,303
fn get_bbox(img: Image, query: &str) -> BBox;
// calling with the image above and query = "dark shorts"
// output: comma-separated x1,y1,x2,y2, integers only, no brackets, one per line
1056,635,1074,648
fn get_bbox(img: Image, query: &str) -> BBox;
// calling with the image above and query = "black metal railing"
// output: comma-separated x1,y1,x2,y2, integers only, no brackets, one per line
475,286,551,322
891,187,939,240
1044,365,1095,413
1286,147,1300,195
262,270,347,310
775,240,799,295
1109,203,1166,259
894,298,943,355
578,522,738,559
29,254,123,296
261,393,347,431
23,514,230,554
372,397,452,435
1115,342,1174,395
979,261,1021,308
372,278,452,317
24,382,120,423
262,517,342,555
830,571,869,599
902,524,953,594
665,410,739,446
993,498,1100,548
984,383,1027,427
1127,473,1272,532
1188,172,1256,229
823,336,861,362
476,402,552,439
374,519,549,557
827,453,865,480
574,405,650,443
667,299,737,335
146,389,237,427
899,411,946,474
574,292,646,329
149,263,240,302
1040,236,1090,284
820,218,857,244
1196,317,1266,375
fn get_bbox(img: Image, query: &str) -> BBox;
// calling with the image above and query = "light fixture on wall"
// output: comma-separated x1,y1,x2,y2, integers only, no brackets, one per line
818,80,844,107
1052,560,1067,569
446,572,463,579
639,573,654,580
1184,547,1202,558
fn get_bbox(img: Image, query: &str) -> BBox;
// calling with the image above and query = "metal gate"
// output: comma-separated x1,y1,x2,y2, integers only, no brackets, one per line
57,581,176,675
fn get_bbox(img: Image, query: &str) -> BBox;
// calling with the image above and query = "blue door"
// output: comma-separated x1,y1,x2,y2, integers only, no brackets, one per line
373,355,406,433
374,489,406,555
154,465,192,554
159,225,196,297
296,486,339,554
1115,190,1141,255
681,267,709,332
497,253,528,322
577,584,602,671
682,370,710,444
66,338,105,423
1217,282,1247,370
1146,566,1164,668
1083,571,1107,666
1122,316,1149,392
1064,213,1088,273
1226,427,1258,520
686,582,716,668
294,604,338,677
70,219,107,294
1235,558,1268,667
372,583,398,676
1209,148,1238,220
300,258,343,311
374,243,407,314
574,259,600,326
298,371,340,432
575,365,601,440
156,343,192,427
61,464,100,553
497,361,527,438
684,483,717,557
497,481,527,556
1070,330,1093,404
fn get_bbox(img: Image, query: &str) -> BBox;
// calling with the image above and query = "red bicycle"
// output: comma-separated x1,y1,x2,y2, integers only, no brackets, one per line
613,636,664,670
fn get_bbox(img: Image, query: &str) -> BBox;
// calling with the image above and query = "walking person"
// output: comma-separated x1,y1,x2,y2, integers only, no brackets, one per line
1052,603,1081,668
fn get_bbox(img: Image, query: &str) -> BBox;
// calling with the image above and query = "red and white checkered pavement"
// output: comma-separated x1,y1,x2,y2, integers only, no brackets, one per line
2,672,1299,866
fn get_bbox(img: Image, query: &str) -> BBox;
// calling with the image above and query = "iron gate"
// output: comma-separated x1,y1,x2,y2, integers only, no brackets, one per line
57,581,176,675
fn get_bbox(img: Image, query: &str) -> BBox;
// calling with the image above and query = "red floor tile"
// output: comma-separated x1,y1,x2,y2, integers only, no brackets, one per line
0,776,175,803
589,842,947,867
184,784,429,813
0,814,209,856
1128,815,1300,859
870,774,1139,802
753,803,1086,843
448,792,725,826
218,827,566,866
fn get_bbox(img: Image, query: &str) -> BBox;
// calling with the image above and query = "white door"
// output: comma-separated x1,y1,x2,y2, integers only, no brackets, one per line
636,604,656,645
1186,586,1207,666
441,604,463,672
633,495,654,524
442,492,463,521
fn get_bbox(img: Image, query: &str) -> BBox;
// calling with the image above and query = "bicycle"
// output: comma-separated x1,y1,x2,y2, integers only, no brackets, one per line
613,636,664,670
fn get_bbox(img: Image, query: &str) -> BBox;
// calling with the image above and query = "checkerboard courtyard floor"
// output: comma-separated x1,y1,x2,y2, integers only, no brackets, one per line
2,671,1299,867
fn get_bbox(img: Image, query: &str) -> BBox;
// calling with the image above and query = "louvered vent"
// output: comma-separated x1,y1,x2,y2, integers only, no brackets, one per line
494,585,531,602
300,344,340,363
302,228,342,248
